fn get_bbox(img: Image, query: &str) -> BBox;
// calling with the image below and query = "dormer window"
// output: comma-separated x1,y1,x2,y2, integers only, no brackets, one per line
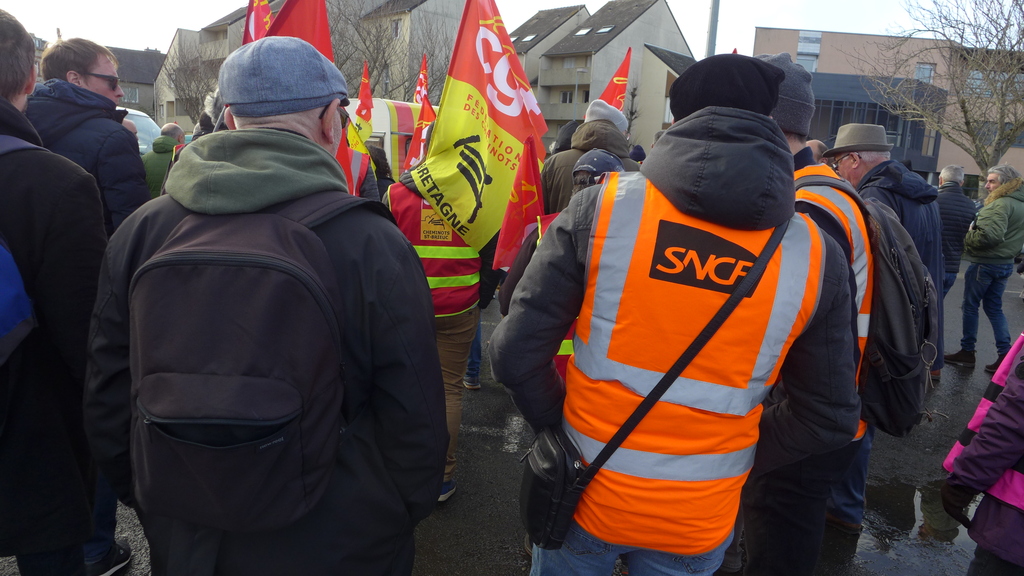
596,25,614,33
575,28,591,35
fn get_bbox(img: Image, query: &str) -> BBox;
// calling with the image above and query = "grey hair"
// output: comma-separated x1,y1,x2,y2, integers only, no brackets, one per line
988,164,1022,184
939,165,964,184
858,151,891,163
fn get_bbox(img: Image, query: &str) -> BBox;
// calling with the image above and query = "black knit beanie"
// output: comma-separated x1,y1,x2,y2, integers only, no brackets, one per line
669,54,785,122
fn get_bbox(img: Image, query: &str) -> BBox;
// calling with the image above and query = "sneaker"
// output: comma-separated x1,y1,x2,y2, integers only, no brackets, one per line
943,349,976,367
463,375,480,390
984,354,1008,374
438,479,457,502
825,512,862,535
85,539,132,576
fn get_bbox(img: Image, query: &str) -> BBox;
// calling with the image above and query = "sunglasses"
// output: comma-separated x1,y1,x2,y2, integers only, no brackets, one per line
318,102,350,130
83,72,120,91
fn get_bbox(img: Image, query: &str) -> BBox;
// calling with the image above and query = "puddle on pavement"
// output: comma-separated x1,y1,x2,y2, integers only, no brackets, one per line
816,478,978,575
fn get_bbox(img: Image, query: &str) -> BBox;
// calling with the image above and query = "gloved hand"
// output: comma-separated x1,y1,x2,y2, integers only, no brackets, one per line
941,481,979,528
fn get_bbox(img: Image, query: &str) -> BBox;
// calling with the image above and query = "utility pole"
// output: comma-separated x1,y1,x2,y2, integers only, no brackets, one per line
705,0,720,58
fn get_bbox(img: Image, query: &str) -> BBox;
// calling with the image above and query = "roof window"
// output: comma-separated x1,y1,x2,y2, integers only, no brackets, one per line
575,28,591,36
510,36,519,42
522,34,536,42
596,25,614,33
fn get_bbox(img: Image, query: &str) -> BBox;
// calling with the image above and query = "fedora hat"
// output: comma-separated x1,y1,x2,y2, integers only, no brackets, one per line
822,124,893,157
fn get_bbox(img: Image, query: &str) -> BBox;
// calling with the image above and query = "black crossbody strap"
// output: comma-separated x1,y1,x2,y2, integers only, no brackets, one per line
575,218,791,487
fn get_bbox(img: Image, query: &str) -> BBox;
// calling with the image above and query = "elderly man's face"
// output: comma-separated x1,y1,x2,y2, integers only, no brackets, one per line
985,173,1001,192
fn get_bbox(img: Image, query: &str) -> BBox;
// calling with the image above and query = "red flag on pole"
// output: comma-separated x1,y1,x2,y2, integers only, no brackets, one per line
242,0,273,44
413,54,429,104
493,136,544,269
598,47,631,111
266,0,353,190
403,94,435,171
353,61,373,142
266,0,334,61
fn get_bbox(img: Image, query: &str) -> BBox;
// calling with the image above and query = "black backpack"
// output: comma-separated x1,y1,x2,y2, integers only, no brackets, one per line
128,191,386,532
796,175,939,437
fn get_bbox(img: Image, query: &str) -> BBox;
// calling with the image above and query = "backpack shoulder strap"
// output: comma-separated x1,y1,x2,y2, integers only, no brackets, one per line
0,135,42,157
795,173,859,198
270,191,395,229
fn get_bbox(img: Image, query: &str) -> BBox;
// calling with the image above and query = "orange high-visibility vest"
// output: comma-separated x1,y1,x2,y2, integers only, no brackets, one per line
566,172,825,555
796,163,873,439
389,182,480,317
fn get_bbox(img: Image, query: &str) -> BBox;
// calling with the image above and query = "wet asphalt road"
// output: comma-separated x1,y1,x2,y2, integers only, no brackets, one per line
3,263,1020,576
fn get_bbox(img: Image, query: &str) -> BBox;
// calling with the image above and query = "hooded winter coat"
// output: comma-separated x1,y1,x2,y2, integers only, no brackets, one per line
85,128,447,574
540,119,641,214
965,178,1024,264
0,97,107,556
141,134,179,198
856,159,945,369
936,181,978,273
491,106,859,478
26,80,150,236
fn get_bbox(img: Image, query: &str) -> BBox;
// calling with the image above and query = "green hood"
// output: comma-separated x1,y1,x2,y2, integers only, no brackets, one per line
151,135,179,154
165,128,348,214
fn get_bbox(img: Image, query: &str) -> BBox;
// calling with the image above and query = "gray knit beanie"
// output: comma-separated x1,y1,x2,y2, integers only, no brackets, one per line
754,52,814,137
584,99,628,133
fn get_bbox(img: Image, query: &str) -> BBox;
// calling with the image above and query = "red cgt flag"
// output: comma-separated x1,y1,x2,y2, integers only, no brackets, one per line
598,47,631,111
403,94,436,171
354,61,373,142
242,0,273,44
412,54,429,105
493,135,544,270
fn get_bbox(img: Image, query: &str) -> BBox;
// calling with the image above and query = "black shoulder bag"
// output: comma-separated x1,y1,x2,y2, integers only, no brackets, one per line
521,220,790,550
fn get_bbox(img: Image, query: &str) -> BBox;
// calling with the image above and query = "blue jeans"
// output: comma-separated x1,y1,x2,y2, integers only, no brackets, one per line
960,263,1014,354
828,426,875,525
16,544,85,576
83,473,118,562
530,522,730,576
465,316,482,379
943,272,958,299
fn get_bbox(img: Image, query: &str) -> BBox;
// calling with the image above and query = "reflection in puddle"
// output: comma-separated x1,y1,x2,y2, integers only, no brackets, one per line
817,479,978,575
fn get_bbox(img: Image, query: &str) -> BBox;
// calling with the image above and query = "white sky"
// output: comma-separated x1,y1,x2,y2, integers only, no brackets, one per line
2,0,917,60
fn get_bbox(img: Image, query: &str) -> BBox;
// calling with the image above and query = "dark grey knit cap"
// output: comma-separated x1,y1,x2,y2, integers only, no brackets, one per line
755,52,814,137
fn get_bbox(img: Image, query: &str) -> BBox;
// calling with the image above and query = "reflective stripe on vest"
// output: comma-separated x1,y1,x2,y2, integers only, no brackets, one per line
944,333,1024,512
389,182,480,316
795,165,874,439
566,172,824,555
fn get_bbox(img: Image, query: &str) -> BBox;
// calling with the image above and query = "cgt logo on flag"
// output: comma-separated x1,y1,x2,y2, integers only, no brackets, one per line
475,22,541,118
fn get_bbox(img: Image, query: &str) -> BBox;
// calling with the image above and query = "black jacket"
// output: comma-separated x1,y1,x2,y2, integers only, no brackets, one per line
936,181,978,273
491,107,859,476
85,129,447,574
0,98,107,555
26,80,150,236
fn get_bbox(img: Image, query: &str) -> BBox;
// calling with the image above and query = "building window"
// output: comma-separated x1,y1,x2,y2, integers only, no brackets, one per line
510,36,518,42
915,63,935,83
382,65,391,94
159,104,164,120
122,86,139,104
563,57,576,68
582,90,590,103
596,25,614,33
560,91,573,104
797,30,822,55
521,34,536,42
166,101,175,117
391,19,400,38
921,127,938,156
575,28,591,36
796,54,817,73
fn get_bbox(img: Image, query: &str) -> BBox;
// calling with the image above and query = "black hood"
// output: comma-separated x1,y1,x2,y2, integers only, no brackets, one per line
552,121,579,154
640,107,795,230
25,80,125,147
859,160,938,204
0,98,43,145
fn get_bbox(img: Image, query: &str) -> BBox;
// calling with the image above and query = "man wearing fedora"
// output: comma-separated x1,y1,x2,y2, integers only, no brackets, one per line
822,123,944,534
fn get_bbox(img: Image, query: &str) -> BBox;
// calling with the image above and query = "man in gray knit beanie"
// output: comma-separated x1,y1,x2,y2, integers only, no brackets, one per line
741,52,870,576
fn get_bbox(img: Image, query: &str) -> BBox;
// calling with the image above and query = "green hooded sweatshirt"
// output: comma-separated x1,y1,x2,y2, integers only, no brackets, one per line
164,128,348,214
142,135,180,198
964,177,1024,264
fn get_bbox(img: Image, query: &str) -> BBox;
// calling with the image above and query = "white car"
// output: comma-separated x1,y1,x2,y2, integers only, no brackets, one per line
119,107,161,155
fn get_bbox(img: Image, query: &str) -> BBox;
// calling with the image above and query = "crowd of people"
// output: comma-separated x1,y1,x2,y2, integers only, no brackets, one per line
1,6,1023,576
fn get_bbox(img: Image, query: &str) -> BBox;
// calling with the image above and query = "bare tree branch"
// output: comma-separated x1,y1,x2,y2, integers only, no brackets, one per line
162,37,219,124
851,0,1024,173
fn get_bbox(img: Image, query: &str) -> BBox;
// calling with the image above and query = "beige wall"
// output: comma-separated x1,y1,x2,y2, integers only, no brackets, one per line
633,46,675,151
155,29,199,132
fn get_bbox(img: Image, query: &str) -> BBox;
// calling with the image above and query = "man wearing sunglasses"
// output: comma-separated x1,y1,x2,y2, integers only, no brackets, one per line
25,38,149,238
